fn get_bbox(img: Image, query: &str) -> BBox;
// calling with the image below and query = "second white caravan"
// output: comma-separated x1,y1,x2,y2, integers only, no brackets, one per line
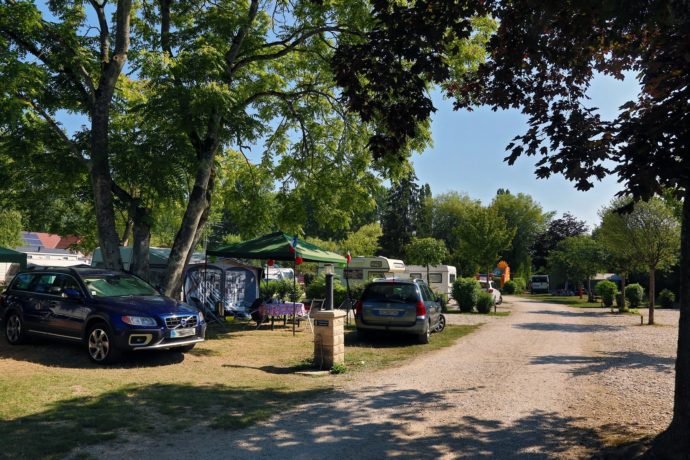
405,265,457,297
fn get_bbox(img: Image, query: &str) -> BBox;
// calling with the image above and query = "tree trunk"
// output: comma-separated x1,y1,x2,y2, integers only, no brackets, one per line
649,267,656,325
652,187,690,457
162,146,217,299
90,106,123,271
129,206,152,282
121,216,133,246
426,264,430,284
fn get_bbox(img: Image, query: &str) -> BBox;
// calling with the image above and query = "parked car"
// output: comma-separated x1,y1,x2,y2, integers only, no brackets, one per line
0,267,206,364
354,278,444,344
480,280,503,305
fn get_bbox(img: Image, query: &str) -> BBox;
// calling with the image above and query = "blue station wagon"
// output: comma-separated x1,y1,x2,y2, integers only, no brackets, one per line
0,267,206,364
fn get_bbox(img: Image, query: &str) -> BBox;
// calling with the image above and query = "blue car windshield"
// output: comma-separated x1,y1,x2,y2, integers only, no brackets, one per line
83,275,159,297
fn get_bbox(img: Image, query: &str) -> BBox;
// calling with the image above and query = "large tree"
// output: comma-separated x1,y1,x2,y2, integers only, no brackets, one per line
547,235,604,296
430,191,481,275
598,197,680,324
532,213,588,272
334,0,690,453
378,171,424,259
456,206,515,280
405,237,449,284
490,191,550,278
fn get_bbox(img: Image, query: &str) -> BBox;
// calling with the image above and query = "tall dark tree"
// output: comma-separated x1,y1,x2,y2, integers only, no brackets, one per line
532,213,589,272
379,171,422,258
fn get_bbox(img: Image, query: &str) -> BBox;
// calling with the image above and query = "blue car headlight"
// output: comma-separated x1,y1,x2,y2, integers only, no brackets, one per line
122,315,157,326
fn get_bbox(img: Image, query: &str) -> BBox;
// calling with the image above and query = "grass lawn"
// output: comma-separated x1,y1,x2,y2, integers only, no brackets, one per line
519,293,603,308
0,319,479,459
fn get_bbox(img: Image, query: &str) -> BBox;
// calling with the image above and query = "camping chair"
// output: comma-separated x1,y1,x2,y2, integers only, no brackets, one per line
304,299,325,334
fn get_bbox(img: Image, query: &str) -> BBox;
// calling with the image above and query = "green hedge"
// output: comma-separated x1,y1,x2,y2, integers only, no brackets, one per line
452,278,480,313
625,283,645,308
659,289,675,308
595,280,618,308
476,291,494,314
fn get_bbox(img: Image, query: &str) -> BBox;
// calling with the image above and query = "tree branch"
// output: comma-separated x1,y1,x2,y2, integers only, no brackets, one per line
224,0,260,69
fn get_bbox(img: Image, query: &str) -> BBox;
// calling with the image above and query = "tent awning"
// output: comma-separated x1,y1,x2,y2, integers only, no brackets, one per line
0,247,27,269
207,232,347,266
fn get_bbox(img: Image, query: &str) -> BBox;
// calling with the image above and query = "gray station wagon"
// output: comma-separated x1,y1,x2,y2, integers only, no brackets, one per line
354,278,444,343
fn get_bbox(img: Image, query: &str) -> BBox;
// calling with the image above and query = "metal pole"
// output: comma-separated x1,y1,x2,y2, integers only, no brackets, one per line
292,259,297,336
325,272,334,310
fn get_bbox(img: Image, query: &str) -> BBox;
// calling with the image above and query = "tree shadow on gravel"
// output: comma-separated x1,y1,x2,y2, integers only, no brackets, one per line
514,322,624,333
531,352,675,376
529,309,611,318
220,387,617,459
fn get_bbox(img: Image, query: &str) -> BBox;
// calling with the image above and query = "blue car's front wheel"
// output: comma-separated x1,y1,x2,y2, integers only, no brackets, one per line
87,323,122,365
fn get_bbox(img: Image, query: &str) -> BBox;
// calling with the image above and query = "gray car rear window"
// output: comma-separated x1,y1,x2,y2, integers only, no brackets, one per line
364,284,418,303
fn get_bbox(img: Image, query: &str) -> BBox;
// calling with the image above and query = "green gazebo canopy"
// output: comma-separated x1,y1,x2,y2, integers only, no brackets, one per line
207,231,346,266
0,247,27,269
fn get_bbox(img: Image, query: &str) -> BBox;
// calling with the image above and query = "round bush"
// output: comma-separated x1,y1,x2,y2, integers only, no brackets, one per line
502,280,517,295
452,278,480,313
512,277,527,294
659,289,675,308
595,280,618,308
624,283,645,308
476,291,494,314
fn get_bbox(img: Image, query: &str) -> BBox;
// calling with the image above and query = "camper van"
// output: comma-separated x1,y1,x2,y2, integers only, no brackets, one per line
318,256,406,286
405,265,457,297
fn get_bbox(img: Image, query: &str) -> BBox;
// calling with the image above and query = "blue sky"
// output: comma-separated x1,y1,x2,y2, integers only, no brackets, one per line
414,73,641,228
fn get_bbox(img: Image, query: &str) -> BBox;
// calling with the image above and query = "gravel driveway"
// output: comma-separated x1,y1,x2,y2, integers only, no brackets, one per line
79,296,678,459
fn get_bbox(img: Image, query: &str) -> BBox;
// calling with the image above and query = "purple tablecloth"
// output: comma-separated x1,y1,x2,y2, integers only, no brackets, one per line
259,302,306,317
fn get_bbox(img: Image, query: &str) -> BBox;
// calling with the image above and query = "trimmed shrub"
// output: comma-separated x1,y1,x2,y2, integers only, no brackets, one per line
274,279,304,302
452,278,480,313
512,277,527,294
502,280,517,295
260,280,280,300
625,283,645,308
595,280,618,308
476,291,494,314
305,276,348,307
659,289,675,308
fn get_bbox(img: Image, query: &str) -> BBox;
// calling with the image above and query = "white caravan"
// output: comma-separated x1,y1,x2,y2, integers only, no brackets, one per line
318,256,406,286
405,265,457,297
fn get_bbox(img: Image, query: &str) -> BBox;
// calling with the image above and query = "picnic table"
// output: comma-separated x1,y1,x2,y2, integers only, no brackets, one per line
258,302,306,330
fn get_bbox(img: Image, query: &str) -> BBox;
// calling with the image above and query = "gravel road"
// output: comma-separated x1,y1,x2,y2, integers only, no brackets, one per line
80,297,678,459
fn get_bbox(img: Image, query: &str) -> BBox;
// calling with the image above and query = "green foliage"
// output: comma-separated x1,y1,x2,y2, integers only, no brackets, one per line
305,276,348,307
379,171,426,258
404,237,448,282
532,213,588,272
659,289,675,308
490,192,549,277
330,363,348,374
512,277,527,294
452,278,480,313
547,235,603,289
624,284,645,309
456,206,516,278
594,280,618,308
341,223,382,257
476,291,494,314
259,280,280,301
0,210,22,248
430,192,481,276
502,280,517,295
